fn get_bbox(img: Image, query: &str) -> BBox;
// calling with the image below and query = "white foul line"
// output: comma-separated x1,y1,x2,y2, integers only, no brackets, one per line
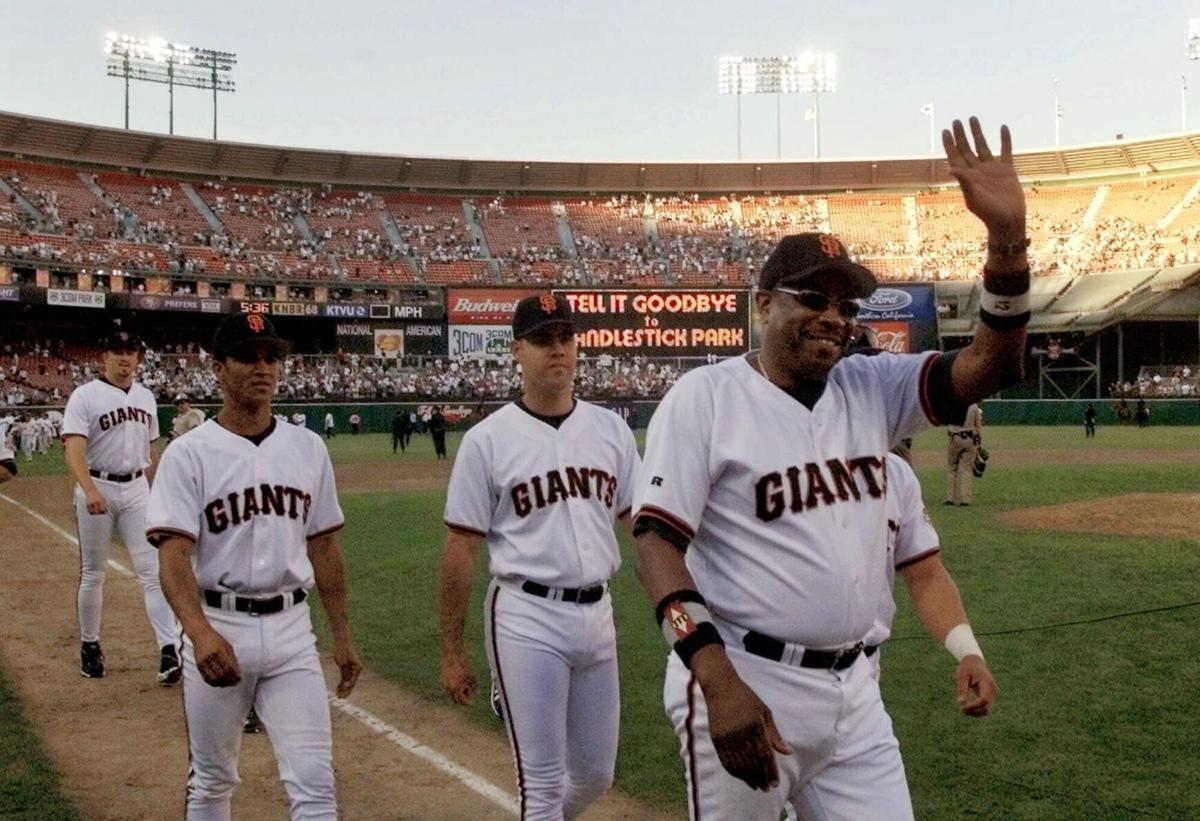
0,492,133,577
2,490,518,816
330,697,519,816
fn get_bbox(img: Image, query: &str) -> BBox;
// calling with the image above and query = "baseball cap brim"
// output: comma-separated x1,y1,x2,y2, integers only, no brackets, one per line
775,260,878,300
515,317,575,340
220,337,291,360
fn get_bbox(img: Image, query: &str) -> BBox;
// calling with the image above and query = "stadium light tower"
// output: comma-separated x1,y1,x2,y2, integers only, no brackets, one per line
1185,19,1200,130
104,33,237,139
718,53,836,160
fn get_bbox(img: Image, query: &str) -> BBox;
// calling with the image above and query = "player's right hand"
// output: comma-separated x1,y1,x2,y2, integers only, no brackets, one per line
438,651,477,705
704,676,793,792
84,489,108,515
193,628,241,687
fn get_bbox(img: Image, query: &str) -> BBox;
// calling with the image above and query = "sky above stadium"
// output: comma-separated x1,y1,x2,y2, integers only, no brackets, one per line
4,0,1200,163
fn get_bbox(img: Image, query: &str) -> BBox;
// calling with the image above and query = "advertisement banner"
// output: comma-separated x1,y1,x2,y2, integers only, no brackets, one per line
47,289,106,308
0,285,18,302
374,329,405,358
448,325,513,360
448,288,543,324
335,323,373,354
404,323,448,357
554,289,749,357
862,321,911,353
856,285,937,352
129,293,226,313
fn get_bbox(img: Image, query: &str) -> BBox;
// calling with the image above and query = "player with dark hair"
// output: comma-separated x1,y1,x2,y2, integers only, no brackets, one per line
632,117,1028,819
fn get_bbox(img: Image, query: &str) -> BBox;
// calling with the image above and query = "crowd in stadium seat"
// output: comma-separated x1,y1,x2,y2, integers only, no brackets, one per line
5,159,1200,287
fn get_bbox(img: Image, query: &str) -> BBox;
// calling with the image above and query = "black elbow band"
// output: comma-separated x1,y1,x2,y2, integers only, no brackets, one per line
655,589,708,625
633,515,690,552
674,622,724,668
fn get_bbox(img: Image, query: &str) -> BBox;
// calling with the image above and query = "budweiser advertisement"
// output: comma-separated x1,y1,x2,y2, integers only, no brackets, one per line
448,288,545,324
554,289,750,357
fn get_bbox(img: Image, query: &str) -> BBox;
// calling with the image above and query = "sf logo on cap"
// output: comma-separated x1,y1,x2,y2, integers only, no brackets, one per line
819,234,842,258
539,294,558,313
247,314,266,333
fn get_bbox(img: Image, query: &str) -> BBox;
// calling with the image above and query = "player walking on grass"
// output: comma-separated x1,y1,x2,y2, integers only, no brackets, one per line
438,294,641,820
632,117,1028,819
63,328,180,683
147,314,362,819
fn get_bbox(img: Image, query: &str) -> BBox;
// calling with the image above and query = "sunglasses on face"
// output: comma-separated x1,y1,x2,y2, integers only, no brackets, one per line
772,286,861,320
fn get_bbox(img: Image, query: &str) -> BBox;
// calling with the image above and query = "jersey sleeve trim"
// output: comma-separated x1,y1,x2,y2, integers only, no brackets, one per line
307,522,345,541
62,433,88,441
146,527,197,548
917,353,941,426
634,505,696,541
896,546,940,570
445,520,487,538
617,505,632,519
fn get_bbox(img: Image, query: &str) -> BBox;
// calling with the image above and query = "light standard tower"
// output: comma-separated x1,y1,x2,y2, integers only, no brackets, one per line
718,53,836,160
1186,19,1200,131
104,33,237,139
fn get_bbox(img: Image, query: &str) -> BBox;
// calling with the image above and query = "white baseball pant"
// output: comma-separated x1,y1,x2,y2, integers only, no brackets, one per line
182,599,335,820
664,645,913,821
484,579,619,821
74,478,178,648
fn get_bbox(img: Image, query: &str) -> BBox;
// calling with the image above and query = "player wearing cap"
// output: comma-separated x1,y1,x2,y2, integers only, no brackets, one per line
438,294,641,820
632,118,1028,819
147,313,362,818
63,328,180,683
170,396,207,440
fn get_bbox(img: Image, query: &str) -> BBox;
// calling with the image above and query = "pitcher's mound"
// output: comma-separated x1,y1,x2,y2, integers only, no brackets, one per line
998,493,1200,540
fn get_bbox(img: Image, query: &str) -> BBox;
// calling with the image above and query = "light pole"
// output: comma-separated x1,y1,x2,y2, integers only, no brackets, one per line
105,33,237,139
1186,19,1200,131
719,53,836,159
920,103,935,155
1053,78,1062,146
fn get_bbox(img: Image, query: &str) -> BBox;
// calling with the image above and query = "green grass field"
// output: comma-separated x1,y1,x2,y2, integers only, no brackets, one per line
8,427,1199,818
0,660,79,820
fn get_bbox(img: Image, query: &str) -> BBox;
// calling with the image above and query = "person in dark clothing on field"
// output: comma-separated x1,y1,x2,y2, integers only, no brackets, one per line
392,411,407,453
1135,399,1150,428
429,406,448,459
1083,403,1097,438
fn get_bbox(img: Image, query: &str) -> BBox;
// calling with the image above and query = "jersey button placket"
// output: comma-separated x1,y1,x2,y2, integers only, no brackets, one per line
555,430,587,585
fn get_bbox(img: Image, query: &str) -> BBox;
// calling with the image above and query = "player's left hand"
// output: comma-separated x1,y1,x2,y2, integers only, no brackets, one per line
955,655,997,717
942,117,1026,236
333,640,363,698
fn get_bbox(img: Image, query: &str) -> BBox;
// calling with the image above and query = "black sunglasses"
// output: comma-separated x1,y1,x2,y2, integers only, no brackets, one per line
772,286,861,320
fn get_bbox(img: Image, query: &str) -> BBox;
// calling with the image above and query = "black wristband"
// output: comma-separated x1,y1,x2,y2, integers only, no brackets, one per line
986,237,1031,255
674,621,725,668
978,309,1031,331
655,589,708,625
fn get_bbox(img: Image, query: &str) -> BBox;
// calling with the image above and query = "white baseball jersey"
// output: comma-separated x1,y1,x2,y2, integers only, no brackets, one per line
635,351,941,648
171,407,206,438
864,454,940,646
444,401,640,588
0,420,13,462
63,379,159,473
145,419,344,595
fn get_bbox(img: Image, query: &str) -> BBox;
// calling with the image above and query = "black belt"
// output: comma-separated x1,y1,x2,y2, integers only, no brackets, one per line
89,468,144,483
743,630,878,671
203,588,306,615
520,580,606,604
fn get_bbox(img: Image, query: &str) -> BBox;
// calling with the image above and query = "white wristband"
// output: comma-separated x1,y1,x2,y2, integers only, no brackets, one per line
979,289,1029,317
944,623,984,662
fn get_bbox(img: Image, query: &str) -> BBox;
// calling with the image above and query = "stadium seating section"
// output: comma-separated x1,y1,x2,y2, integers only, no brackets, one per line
3,157,1200,287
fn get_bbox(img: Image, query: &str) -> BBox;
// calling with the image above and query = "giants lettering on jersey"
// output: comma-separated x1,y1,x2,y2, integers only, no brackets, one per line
511,467,616,517
754,455,887,522
204,484,313,533
98,406,155,431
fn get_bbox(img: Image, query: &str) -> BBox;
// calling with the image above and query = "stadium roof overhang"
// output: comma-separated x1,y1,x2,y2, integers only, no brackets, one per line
6,110,1200,193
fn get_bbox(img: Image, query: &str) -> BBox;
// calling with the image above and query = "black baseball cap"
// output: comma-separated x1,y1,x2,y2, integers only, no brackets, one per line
759,233,877,299
212,313,291,360
104,328,142,352
512,294,576,339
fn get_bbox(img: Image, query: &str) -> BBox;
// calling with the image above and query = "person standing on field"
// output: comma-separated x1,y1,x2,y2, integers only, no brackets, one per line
438,294,640,820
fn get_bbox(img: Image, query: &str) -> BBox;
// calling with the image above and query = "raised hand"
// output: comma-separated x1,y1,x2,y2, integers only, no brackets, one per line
943,117,1026,236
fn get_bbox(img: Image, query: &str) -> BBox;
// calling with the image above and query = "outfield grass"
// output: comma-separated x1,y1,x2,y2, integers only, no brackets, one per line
310,433,1200,820
0,660,79,820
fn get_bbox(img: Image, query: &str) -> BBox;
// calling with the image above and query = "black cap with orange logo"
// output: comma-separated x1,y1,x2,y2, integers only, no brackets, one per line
758,233,877,299
212,313,291,360
511,293,576,339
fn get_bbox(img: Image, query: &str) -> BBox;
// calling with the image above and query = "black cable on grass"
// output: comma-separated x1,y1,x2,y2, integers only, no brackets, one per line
888,599,1200,641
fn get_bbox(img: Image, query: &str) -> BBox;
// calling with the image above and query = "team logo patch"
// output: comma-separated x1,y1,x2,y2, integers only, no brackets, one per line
819,234,842,258
666,601,696,640
247,314,265,333
539,294,558,313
